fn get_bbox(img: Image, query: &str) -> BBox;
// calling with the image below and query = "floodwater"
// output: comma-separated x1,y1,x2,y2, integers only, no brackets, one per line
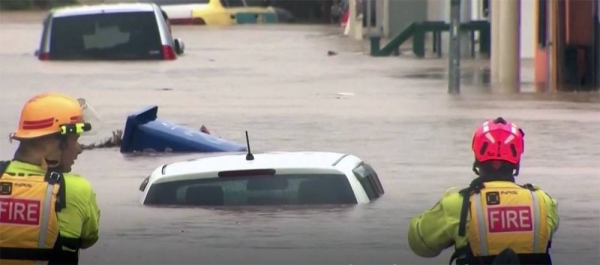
1,11,599,265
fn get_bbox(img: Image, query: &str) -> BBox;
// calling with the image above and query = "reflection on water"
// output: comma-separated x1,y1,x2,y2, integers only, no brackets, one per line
0,12,599,264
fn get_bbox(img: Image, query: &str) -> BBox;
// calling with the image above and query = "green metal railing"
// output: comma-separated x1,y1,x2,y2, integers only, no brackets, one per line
370,20,490,58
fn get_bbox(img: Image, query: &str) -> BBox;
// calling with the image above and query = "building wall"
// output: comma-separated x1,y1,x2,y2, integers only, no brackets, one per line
427,0,443,21
386,0,427,39
425,0,535,59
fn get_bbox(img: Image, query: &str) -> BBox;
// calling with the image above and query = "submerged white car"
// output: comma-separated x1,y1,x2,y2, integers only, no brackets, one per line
139,151,384,206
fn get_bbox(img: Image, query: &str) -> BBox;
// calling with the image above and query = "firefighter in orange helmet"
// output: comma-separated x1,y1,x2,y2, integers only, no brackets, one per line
0,92,101,265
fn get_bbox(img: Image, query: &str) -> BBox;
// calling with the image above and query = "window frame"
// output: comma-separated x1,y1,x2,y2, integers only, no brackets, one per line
351,162,384,201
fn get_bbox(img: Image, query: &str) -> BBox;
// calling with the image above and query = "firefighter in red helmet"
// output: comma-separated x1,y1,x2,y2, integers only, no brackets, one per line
408,117,560,265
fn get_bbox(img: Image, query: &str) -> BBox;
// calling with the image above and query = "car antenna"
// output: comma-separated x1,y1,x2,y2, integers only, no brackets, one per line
245,131,254,161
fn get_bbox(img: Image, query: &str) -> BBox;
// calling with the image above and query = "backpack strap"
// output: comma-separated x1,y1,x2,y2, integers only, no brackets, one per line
45,167,66,212
458,177,485,237
520,183,538,191
450,178,486,264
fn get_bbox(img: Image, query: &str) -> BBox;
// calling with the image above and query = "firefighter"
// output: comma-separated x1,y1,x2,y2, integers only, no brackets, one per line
0,92,101,265
407,117,560,265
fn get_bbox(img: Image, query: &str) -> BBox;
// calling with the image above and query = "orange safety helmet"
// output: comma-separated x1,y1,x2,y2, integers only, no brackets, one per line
11,92,96,140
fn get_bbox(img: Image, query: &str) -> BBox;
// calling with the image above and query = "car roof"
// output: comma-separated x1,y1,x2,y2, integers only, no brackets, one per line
51,3,158,18
161,151,352,177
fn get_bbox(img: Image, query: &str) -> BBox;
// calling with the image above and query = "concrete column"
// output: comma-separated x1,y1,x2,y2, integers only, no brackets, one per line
382,0,389,37
547,0,556,90
440,0,472,57
519,0,535,59
441,0,451,54
596,0,600,87
490,0,501,84
471,0,480,20
471,0,483,43
366,0,372,36
347,0,363,40
460,0,472,57
354,0,363,40
498,0,521,91
375,0,384,36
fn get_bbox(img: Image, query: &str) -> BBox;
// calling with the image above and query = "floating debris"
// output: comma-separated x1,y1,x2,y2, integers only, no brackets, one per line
81,125,212,150
335,92,354,99
81,130,123,150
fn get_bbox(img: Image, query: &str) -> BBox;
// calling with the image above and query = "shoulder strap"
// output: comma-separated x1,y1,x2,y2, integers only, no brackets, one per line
45,167,67,212
520,183,538,191
458,177,485,237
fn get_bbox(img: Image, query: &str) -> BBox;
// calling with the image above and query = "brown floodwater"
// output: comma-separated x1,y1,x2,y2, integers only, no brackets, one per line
0,11,599,264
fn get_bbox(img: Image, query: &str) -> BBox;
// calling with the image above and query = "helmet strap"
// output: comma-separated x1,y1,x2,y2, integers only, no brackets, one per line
472,160,480,176
512,163,520,177
45,135,68,169
59,136,69,151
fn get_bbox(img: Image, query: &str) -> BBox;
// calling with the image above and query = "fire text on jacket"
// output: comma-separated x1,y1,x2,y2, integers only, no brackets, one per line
0,198,41,225
487,206,533,233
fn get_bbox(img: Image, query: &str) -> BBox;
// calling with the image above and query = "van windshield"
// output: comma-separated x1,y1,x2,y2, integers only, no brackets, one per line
49,12,164,60
143,173,358,206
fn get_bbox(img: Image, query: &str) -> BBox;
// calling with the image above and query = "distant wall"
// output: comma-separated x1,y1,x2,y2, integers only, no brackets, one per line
386,0,427,38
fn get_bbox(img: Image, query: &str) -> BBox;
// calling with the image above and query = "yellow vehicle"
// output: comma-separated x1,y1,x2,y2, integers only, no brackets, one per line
153,0,281,26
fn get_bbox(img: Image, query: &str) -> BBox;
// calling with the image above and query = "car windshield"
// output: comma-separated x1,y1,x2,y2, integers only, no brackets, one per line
49,12,164,60
143,173,358,206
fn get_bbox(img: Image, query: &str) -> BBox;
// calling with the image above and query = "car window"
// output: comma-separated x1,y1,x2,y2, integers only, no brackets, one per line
352,163,384,200
220,0,270,8
245,0,268,7
49,12,164,60
220,0,246,7
143,0,209,5
143,173,358,206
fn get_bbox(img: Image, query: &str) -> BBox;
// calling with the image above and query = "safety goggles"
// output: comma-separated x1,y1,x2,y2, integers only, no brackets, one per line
59,98,102,137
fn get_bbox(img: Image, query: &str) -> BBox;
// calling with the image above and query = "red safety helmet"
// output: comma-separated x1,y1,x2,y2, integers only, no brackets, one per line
471,117,525,165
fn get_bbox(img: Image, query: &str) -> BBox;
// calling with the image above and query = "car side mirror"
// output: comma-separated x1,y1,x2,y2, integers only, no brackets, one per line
174,38,185,55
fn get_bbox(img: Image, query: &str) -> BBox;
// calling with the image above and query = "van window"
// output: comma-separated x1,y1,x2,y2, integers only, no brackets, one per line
143,173,358,206
352,163,384,200
49,12,164,60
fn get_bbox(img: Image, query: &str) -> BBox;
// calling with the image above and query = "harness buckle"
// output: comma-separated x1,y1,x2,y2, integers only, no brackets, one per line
49,172,61,181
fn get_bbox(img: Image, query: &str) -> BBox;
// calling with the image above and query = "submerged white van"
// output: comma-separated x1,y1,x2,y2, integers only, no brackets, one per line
35,3,185,61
